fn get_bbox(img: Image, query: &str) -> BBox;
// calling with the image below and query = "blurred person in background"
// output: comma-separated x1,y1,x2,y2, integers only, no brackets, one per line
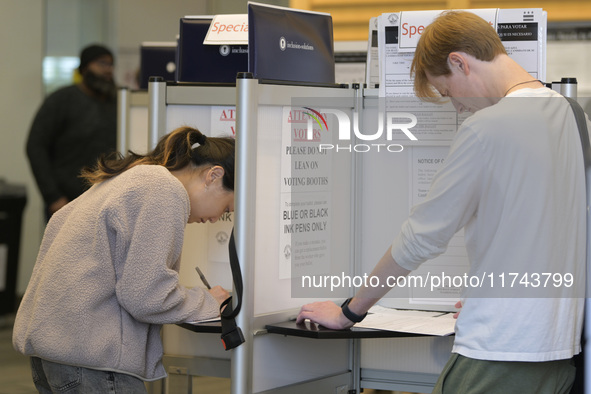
26,44,117,220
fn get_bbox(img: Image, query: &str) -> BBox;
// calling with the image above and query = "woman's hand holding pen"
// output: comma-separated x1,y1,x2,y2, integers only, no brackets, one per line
195,266,229,310
209,286,230,307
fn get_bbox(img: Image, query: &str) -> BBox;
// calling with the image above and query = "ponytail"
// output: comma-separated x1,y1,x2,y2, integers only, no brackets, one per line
81,126,235,190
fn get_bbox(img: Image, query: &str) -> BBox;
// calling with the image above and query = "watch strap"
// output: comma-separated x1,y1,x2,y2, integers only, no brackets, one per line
341,297,367,323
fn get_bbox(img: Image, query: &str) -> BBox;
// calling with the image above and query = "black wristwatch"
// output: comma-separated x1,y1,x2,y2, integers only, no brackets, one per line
341,298,367,323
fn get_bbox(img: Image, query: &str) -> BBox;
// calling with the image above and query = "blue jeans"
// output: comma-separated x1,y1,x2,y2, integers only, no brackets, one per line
30,357,147,393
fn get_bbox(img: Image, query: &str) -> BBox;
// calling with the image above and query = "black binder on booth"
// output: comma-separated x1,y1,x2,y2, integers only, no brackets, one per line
177,17,248,84
139,43,177,89
247,2,335,84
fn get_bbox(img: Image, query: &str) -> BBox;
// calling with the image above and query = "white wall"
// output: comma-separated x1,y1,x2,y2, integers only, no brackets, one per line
547,40,591,96
46,0,111,57
0,1,44,296
110,0,208,88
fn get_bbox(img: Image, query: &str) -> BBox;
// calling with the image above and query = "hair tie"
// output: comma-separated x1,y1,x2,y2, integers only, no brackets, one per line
191,134,207,149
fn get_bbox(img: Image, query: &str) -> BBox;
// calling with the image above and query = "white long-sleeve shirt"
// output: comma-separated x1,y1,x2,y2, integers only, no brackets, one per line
13,165,219,380
391,88,588,361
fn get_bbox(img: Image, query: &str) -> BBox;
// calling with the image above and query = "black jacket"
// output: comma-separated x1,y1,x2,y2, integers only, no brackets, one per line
26,85,116,205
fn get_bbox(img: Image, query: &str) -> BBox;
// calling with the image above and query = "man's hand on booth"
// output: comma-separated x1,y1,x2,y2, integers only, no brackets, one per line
296,300,356,330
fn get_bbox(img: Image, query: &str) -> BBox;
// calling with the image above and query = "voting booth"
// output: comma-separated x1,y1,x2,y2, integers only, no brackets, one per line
247,2,335,84
138,42,177,90
123,77,460,394
135,77,468,394
113,4,591,394
177,16,248,84
117,88,149,155
141,76,356,393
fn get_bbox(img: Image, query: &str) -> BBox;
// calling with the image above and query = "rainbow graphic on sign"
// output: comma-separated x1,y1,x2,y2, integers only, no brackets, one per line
303,107,328,132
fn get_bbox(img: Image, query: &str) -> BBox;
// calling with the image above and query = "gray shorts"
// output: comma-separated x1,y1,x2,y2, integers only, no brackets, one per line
432,353,576,394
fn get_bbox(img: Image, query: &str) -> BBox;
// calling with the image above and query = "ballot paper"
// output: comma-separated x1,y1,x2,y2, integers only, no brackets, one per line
355,305,456,336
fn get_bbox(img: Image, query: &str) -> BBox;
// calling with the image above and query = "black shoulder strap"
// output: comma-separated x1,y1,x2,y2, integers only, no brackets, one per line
566,97,591,169
219,228,245,350
565,97,591,394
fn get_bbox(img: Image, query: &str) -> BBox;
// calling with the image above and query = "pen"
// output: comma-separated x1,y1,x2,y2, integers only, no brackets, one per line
195,266,212,289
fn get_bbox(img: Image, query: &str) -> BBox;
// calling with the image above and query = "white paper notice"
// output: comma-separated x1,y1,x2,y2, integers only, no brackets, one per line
207,213,233,263
377,12,411,98
279,106,332,279
365,17,380,88
398,9,497,50
203,14,248,45
496,8,546,80
210,106,237,137
207,106,236,264
355,305,456,336
379,8,545,98
408,147,468,304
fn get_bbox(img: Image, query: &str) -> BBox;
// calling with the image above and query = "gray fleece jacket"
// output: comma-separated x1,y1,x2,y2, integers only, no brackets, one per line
13,165,219,381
